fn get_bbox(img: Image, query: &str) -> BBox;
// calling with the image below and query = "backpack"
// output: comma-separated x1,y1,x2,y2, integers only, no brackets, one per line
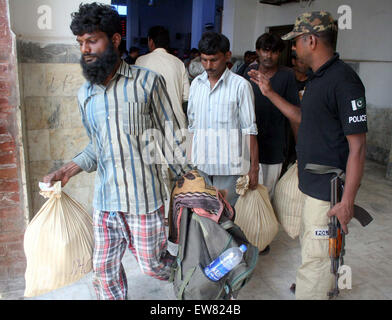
168,170,259,300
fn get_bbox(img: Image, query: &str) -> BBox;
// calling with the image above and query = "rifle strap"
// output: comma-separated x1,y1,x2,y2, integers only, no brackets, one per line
304,163,346,182
305,164,373,227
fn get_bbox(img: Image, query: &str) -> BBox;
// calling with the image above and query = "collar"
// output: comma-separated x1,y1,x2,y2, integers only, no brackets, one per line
198,67,231,86
115,59,133,79
152,47,168,54
310,52,340,79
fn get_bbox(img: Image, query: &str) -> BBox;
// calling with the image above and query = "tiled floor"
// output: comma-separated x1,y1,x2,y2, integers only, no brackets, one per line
4,159,392,300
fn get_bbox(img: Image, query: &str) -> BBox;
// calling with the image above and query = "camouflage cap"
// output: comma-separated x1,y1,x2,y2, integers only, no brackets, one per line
281,11,337,41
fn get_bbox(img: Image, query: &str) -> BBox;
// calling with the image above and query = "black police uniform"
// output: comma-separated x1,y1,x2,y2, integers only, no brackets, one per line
297,53,368,201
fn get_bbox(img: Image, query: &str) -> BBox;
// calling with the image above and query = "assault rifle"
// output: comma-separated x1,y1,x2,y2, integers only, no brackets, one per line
305,164,373,298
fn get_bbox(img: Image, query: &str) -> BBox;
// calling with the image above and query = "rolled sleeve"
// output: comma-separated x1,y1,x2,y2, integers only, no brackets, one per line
239,81,258,136
242,123,258,136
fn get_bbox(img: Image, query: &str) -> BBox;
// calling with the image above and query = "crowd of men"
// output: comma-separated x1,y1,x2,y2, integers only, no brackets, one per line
44,3,368,300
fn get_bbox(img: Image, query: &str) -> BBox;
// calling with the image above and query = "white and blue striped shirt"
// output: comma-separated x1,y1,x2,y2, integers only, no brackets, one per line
73,61,187,214
188,68,258,176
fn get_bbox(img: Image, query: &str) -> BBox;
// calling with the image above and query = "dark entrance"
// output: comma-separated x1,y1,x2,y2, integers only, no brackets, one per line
267,24,294,67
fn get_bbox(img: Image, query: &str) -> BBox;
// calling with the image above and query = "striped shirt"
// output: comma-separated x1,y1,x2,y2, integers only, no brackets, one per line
73,60,187,214
188,68,258,176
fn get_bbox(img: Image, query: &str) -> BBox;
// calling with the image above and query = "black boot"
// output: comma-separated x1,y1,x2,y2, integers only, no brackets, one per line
290,283,296,294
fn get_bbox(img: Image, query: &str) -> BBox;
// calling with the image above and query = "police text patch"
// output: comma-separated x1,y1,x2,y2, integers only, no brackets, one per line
349,114,367,124
314,228,329,237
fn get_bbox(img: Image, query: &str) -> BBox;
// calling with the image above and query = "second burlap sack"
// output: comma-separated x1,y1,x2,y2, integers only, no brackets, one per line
234,176,279,251
273,162,305,239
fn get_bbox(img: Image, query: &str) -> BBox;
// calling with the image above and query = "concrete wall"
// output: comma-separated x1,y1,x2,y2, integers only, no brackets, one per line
222,0,392,178
9,0,111,217
9,0,101,44
222,0,258,56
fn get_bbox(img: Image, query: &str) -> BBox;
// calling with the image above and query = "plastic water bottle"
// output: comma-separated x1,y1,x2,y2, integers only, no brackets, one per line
204,244,247,281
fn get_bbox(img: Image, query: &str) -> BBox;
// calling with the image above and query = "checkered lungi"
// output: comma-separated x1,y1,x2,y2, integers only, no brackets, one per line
92,206,173,300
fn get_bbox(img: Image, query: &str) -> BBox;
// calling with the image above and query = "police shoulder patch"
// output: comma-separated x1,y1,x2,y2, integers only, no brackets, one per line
351,97,366,111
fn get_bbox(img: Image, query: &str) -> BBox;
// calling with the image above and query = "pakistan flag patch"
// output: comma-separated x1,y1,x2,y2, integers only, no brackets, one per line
351,97,366,111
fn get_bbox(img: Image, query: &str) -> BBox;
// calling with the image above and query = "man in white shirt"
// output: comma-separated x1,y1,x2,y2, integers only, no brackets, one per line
136,26,190,216
188,32,259,207
135,26,190,129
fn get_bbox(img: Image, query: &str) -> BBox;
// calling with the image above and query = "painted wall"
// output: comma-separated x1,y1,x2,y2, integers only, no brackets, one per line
222,0,392,175
8,0,110,216
223,0,392,62
9,0,109,44
222,0,257,56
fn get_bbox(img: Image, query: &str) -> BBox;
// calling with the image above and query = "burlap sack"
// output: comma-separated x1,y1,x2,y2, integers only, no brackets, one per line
234,176,279,251
24,182,94,297
273,162,305,239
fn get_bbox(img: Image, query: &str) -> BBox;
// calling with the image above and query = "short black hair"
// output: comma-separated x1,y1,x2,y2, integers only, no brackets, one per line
244,50,252,56
129,46,139,54
190,48,199,54
70,2,122,39
255,33,285,52
313,29,337,49
148,26,170,50
198,32,230,55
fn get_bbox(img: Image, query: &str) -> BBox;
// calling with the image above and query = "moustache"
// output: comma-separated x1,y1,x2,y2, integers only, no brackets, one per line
206,69,216,73
83,53,99,59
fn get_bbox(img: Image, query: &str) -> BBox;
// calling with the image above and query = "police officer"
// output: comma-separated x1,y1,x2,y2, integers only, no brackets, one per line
248,11,367,299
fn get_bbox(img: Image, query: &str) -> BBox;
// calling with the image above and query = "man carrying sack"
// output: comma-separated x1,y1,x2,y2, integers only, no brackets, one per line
248,11,368,299
43,3,187,300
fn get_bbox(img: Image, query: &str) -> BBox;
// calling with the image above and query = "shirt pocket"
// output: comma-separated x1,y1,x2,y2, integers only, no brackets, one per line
216,102,238,127
123,102,153,135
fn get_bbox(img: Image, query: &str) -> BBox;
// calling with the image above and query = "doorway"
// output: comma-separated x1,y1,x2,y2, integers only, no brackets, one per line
267,24,294,67
267,22,338,68
111,0,224,61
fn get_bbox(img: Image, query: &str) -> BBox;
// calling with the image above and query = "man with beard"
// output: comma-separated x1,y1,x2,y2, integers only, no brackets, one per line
249,12,367,299
244,33,300,200
43,3,186,300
